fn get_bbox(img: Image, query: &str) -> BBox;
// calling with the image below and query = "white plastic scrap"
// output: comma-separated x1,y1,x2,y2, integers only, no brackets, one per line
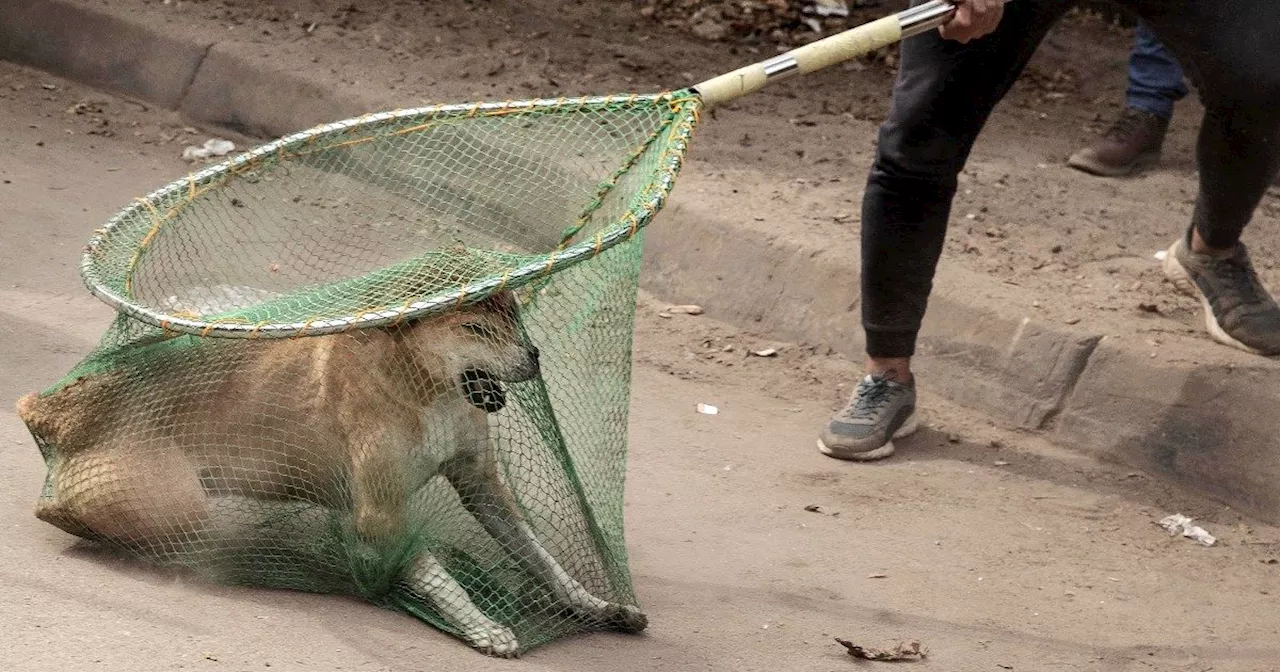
161,284,278,315
808,0,850,17
182,137,237,161
696,403,719,415
1158,513,1217,546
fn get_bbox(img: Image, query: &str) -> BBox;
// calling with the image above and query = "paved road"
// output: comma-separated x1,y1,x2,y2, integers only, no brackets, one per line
2,60,1279,672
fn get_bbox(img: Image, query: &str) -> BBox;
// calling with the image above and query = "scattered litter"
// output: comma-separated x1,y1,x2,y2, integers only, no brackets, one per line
803,504,823,513
182,137,237,161
835,638,926,662
40,83,58,91
66,101,104,115
161,284,278,315
202,652,219,661
696,403,719,415
750,347,778,357
867,573,887,579
1158,513,1217,546
807,0,850,18
993,460,1010,466
1154,250,1168,261
663,304,704,316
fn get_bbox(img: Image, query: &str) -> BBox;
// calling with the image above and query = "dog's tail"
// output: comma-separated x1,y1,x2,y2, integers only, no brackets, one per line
15,373,120,457
15,391,53,440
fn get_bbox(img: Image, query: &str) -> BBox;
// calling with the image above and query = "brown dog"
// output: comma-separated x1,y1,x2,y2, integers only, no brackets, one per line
17,288,645,657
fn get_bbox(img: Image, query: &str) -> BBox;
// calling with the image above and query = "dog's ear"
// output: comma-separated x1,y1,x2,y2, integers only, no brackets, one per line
460,368,506,412
477,290,518,316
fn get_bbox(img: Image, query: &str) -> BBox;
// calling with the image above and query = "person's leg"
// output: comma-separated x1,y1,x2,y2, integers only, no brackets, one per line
1160,90,1280,354
1138,3,1280,354
1068,21,1189,177
819,0,1071,461
1126,21,1189,119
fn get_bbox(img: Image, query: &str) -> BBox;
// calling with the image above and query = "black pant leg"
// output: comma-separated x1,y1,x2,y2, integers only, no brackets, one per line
1133,0,1280,249
860,0,1074,358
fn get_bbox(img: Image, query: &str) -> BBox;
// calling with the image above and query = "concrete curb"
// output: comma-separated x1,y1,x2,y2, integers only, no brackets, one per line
0,0,211,108
4,0,1280,525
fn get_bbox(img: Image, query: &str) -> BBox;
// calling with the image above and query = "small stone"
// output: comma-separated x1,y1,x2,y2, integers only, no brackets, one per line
691,20,728,41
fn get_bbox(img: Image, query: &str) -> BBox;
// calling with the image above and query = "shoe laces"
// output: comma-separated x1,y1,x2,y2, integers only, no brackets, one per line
1204,246,1273,308
839,375,897,422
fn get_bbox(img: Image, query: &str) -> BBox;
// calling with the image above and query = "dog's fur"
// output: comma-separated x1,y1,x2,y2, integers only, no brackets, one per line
16,289,644,657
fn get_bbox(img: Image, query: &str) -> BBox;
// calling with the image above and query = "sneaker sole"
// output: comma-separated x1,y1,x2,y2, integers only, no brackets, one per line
816,411,919,462
1161,242,1265,356
1066,150,1159,178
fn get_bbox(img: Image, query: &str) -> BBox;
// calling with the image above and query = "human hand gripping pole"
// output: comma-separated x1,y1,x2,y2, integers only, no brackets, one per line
693,0,1009,108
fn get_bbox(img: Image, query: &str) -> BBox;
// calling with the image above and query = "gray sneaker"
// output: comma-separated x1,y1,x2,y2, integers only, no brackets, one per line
1162,234,1280,356
817,374,918,461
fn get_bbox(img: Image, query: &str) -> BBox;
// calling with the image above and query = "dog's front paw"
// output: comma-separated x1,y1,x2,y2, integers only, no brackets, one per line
606,603,648,633
462,622,521,658
571,599,648,633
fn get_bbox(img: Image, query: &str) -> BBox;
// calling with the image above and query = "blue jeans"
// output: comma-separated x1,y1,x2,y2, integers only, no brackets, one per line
1127,22,1188,120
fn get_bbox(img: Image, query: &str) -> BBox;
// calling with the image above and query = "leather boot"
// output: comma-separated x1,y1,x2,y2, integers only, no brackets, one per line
1068,107,1170,177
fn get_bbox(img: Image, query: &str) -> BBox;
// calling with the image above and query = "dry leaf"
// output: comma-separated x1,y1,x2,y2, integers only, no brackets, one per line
835,638,926,661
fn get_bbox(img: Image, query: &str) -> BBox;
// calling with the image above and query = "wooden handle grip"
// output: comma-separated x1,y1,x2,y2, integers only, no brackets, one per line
693,14,903,108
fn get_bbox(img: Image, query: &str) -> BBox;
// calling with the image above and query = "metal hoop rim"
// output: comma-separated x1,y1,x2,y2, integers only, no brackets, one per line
79,92,700,339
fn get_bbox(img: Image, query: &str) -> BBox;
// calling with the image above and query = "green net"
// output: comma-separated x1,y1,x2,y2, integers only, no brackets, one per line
17,92,701,657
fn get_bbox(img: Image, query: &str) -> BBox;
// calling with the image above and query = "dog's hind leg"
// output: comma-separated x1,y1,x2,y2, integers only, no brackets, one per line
402,549,521,658
442,451,648,633
42,447,212,562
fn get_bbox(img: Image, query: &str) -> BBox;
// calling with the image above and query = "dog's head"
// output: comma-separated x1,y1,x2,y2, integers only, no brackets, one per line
399,290,540,411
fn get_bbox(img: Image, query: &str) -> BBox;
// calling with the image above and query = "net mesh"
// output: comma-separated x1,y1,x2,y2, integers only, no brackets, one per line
17,92,701,656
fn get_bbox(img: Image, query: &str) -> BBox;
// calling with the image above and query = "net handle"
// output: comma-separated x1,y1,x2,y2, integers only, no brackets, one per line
692,0,960,108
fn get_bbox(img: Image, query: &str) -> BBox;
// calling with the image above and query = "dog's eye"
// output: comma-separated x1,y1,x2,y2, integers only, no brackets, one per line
461,323,497,340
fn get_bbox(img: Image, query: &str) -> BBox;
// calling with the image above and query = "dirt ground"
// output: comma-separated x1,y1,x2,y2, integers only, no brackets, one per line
3,44,1280,672
62,0,1280,355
